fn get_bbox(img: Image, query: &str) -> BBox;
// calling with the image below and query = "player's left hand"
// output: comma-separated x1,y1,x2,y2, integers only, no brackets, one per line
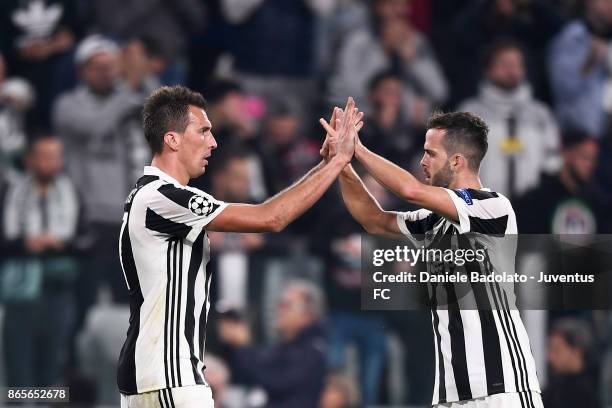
319,104,364,161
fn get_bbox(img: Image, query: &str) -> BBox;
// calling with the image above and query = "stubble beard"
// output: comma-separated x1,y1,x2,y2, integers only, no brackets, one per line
430,161,453,188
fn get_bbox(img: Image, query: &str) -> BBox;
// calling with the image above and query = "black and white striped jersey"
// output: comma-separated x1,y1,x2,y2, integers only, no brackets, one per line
396,188,540,406
117,166,227,395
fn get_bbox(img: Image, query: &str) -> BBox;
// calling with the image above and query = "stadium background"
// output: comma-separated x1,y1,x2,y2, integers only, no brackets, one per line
0,0,611,406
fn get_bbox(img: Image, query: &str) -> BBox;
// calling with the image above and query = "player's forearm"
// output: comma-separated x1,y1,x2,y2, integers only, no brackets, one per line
261,156,346,231
355,142,422,204
339,165,387,235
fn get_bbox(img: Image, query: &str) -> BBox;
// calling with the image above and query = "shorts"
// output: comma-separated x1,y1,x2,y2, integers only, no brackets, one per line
120,385,214,408
434,391,543,408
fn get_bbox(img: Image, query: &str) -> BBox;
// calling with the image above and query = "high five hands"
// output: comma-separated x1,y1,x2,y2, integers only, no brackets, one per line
319,97,365,164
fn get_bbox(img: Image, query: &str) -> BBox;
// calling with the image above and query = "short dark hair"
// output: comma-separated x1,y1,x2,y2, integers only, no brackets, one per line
27,134,59,153
551,318,592,352
142,86,207,154
482,38,524,71
368,69,401,93
426,111,489,171
210,144,252,177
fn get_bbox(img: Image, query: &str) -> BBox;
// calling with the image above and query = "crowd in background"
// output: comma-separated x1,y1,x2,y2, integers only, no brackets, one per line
1,0,612,407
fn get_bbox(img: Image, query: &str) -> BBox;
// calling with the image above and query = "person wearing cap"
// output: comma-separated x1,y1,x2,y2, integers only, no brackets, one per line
0,0,78,128
0,52,36,171
51,34,160,308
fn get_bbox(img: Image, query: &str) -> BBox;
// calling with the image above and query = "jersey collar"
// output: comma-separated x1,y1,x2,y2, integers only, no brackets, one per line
143,166,184,186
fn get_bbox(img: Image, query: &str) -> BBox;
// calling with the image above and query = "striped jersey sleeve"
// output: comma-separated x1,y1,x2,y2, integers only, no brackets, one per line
145,183,227,243
444,188,513,235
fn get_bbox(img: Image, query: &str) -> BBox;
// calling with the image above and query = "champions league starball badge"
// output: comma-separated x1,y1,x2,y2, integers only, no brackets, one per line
188,194,217,217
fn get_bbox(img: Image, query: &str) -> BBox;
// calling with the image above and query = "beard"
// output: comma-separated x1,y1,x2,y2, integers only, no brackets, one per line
430,161,453,188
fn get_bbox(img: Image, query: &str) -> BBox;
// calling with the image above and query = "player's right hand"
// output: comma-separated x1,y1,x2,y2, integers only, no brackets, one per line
319,101,364,163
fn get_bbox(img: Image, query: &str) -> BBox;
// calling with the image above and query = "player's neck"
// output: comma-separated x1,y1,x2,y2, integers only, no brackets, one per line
448,173,482,190
150,156,190,186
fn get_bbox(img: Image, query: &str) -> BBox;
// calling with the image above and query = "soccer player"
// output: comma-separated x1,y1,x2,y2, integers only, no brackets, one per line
320,111,543,408
117,86,360,407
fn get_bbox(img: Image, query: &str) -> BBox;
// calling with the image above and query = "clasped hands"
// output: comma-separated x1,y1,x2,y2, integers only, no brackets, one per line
319,97,365,165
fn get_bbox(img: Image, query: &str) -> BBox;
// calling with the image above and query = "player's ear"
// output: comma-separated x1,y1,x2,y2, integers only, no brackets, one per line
450,153,463,170
163,131,181,151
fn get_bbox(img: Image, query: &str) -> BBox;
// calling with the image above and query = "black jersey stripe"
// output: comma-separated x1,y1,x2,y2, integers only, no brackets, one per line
158,390,166,408
465,189,499,200
185,231,206,384
483,247,523,399
460,236,505,395
495,284,527,394
498,288,530,403
175,239,184,387
484,246,529,401
145,208,192,238
158,184,197,209
501,289,536,408
117,175,158,395
164,241,173,388
170,239,179,387
404,213,442,235
116,218,143,394
167,388,176,408
199,259,213,360
161,388,173,408
490,282,523,397
445,282,473,401
468,215,508,235
123,175,159,212
430,283,446,403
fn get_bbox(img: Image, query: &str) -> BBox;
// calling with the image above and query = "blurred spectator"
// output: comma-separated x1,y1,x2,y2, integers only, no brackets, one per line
192,80,266,195
549,0,612,138
359,70,424,170
328,0,448,112
458,39,561,200
205,353,269,408
517,130,611,233
255,98,320,195
0,135,82,387
221,0,335,114
52,34,157,303
205,79,260,146
598,130,612,196
442,0,564,106
0,53,36,171
0,0,78,128
122,37,167,87
543,318,601,408
313,173,388,406
82,0,205,84
320,374,360,408
210,147,261,204
218,280,327,408
207,148,266,310
204,354,232,407
76,301,128,405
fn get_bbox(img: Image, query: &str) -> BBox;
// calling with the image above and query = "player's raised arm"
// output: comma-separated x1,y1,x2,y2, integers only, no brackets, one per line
352,135,459,222
318,115,400,237
207,97,360,233
338,164,402,237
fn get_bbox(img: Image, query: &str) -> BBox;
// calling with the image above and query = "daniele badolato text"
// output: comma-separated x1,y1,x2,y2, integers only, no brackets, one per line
370,246,595,284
